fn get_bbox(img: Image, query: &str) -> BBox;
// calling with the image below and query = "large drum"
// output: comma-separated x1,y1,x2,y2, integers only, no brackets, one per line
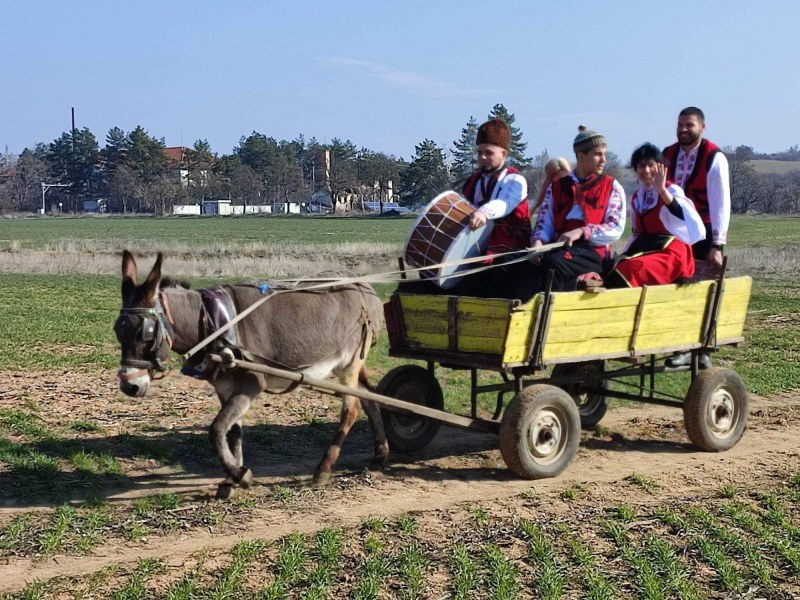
404,191,493,289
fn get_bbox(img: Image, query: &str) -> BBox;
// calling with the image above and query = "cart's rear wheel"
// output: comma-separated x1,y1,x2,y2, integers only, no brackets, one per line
499,384,580,479
378,365,444,453
551,361,608,428
684,368,748,451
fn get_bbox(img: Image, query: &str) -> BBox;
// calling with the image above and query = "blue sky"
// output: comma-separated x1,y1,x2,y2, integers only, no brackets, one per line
2,1,798,162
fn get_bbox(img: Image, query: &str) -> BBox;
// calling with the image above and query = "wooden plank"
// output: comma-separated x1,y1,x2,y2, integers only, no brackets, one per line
457,297,513,318
448,296,458,351
548,305,641,327
544,321,637,344
543,337,631,360
401,314,449,335
629,285,649,354
405,331,449,349
548,287,642,311
453,336,504,354
399,294,450,310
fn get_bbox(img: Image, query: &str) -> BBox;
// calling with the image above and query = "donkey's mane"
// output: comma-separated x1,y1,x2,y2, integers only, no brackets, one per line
161,277,191,290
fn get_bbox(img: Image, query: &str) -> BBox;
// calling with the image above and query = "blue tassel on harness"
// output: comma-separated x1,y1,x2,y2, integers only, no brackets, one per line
259,283,271,294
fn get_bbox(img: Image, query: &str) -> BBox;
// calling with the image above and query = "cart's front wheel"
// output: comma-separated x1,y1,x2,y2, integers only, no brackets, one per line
378,365,444,453
684,368,748,452
551,361,608,428
499,384,580,479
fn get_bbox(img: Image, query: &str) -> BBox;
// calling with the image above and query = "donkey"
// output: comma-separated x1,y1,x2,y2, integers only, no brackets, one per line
114,250,389,499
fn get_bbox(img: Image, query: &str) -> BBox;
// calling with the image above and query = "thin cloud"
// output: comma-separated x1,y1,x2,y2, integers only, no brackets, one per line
322,57,506,99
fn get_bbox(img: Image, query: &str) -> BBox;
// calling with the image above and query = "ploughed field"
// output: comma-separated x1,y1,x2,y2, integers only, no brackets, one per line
0,214,799,598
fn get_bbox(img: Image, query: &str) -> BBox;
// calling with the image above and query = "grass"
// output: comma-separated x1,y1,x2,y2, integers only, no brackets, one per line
0,214,415,251
5,473,800,598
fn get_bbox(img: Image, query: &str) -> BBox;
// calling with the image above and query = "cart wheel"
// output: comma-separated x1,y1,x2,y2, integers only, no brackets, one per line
499,384,580,479
378,365,444,453
684,368,748,452
551,362,608,429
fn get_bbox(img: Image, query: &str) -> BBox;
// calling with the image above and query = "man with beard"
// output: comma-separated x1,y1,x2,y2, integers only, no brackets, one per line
457,117,530,297
663,107,730,369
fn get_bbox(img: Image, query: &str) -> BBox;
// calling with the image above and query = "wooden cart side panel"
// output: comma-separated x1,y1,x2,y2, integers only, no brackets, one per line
634,281,715,349
541,288,642,360
716,276,752,341
399,295,450,349
456,297,514,354
502,296,540,364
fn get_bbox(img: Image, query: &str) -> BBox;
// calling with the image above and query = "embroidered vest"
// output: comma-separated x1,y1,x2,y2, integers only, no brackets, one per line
463,166,531,254
633,188,671,237
663,139,721,224
551,174,614,235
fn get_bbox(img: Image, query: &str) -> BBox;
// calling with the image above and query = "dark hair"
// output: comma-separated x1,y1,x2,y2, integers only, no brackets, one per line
679,106,705,122
630,143,664,170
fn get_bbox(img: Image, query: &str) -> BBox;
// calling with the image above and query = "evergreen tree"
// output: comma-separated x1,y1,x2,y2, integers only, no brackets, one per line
400,139,449,206
126,126,168,182
46,127,101,198
451,116,478,184
487,103,530,167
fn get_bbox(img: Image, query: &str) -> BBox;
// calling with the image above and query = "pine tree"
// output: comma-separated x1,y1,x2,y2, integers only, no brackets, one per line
487,103,530,167
400,139,449,206
451,116,479,184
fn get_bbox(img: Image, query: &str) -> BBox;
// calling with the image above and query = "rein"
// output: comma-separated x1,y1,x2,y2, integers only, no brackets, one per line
181,242,565,363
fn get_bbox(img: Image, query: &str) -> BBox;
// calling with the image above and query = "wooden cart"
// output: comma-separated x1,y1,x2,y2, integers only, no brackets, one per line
212,267,751,480
380,269,753,479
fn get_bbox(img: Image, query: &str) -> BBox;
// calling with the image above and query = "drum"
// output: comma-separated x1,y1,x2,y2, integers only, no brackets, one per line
403,191,493,289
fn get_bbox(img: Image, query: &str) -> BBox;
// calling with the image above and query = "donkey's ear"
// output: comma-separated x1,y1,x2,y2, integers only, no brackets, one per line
121,250,137,301
143,252,164,304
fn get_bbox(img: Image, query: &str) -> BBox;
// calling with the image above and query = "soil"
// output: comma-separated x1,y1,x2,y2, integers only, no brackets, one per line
1,368,799,594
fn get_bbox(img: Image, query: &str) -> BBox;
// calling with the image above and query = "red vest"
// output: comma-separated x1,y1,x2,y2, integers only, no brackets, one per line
463,166,531,254
633,189,671,236
551,174,614,234
663,139,721,224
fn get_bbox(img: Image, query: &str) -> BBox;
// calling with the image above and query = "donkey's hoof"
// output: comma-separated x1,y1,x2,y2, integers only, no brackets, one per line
312,471,332,488
237,468,253,489
215,482,234,500
369,454,389,471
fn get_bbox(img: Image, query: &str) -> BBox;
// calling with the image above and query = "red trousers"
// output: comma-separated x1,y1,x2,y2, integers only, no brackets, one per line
610,238,695,287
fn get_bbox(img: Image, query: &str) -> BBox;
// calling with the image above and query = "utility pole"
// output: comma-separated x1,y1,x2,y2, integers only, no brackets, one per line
40,182,69,214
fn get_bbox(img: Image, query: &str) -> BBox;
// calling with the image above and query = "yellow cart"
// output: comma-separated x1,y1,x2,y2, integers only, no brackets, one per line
380,268,752,479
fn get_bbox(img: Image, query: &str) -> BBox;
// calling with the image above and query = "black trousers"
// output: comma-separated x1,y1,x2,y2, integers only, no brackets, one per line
692,222,713,260
398,242,603,302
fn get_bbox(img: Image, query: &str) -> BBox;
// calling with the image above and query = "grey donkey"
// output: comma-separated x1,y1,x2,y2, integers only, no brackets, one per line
114,250,389,499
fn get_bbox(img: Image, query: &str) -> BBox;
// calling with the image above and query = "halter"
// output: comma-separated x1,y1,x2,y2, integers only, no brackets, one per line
115,292,175,381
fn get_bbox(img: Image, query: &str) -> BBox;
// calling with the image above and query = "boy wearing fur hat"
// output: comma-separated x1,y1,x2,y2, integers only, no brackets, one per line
525,126,626,294
462,118,531,260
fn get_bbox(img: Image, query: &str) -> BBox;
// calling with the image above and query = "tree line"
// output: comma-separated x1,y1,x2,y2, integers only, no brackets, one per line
0,105,798,215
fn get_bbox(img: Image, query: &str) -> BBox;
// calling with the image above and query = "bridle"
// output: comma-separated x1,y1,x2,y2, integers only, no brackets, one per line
115,292,176,382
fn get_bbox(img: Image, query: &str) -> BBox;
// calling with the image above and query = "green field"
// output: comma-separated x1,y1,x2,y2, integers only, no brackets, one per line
0,214,417,250
2,213,800,251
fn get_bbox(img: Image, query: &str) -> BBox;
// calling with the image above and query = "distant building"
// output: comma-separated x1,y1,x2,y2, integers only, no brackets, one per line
164,146,191,189
202,198,232,215
83,198,107,213
173,204,201,215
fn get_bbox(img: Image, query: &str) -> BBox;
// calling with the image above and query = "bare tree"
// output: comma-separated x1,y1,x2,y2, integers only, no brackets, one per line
231,165,263,209
0,152,47,212
727,146,763,214
107,165,140,213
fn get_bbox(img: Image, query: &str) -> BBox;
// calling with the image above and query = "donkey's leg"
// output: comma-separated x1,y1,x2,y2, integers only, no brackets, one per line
210,375,260,498
314,361,364,486
360,396,389,468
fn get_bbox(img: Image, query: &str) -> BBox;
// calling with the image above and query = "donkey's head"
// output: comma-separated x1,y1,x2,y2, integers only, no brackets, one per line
115,251,174,398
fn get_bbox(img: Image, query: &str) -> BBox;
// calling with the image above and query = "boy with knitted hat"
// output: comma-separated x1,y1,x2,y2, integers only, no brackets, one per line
521,126,626,296
463,118,530,259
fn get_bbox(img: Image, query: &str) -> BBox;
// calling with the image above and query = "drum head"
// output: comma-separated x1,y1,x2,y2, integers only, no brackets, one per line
437,222,493,288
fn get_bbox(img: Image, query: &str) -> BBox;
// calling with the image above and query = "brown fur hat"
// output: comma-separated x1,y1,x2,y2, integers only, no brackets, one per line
476,118,511,150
